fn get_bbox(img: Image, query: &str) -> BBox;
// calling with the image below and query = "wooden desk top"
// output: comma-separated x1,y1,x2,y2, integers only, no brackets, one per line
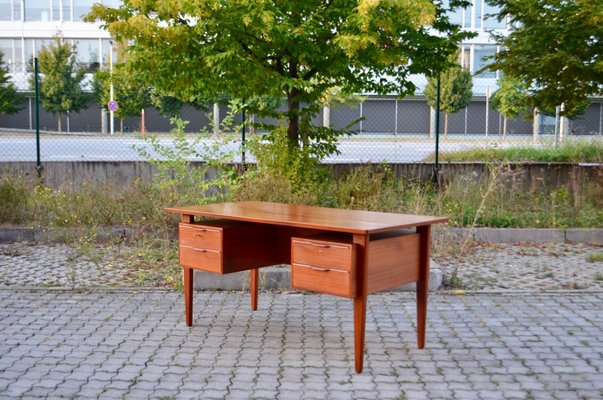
165,201,448,235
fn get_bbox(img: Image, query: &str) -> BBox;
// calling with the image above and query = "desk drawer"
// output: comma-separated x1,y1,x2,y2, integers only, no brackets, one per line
179,224,222,251
179,245,222,273
291,263,353,298
291,237,354,272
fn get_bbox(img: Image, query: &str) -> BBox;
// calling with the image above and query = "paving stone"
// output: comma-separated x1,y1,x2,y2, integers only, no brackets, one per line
0,287,601,399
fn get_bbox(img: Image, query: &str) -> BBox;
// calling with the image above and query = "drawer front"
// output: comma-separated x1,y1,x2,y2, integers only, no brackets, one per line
291,263,353,298
291,238,354,272
179,224,222,251
179,245,222,273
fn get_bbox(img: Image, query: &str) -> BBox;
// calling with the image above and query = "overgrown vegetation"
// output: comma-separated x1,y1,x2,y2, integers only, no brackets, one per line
426,141,603,163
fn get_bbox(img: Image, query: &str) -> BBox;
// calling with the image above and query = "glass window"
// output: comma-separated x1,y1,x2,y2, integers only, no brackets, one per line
62,0,72,22
13,0,21,21
25,0,51,21
0,0,11,21
463,4,472,28
74,39,98,66
35,38,51,58
473,45,497,77
474,0,482,29
24,39,34,71
483,3,506,29
441,0,462,26
101,0,121,7
462,45,471,70
14,38,22,72
73,0,93,21
0,39,12,71
51,0,59,21
101,39,116,66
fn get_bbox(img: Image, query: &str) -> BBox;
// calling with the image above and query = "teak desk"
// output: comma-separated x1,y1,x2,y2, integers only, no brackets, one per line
165,201,447,373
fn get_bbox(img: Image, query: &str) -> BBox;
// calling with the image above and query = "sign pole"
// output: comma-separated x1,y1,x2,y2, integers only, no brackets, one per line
109,41,114,136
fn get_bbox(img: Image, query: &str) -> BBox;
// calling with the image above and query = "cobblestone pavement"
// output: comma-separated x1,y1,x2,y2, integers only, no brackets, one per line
436,242,603,291
1,289,602,400
0,243,174,289
1,242,603,399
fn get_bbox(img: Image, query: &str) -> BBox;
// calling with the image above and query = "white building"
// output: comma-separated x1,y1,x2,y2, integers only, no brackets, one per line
0,0,118,89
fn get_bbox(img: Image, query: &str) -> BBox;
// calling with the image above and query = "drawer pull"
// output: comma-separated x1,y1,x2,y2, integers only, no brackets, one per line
311,243,331,249
310,266,330,272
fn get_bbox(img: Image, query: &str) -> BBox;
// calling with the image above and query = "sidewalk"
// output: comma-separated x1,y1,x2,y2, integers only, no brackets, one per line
1,289,602,399
1,239,603,399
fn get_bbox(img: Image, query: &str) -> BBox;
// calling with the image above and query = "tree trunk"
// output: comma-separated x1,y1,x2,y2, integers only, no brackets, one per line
444,113,449,139
57,114,62,132
503,117,507,139
287,90,300,146
120,117,124,133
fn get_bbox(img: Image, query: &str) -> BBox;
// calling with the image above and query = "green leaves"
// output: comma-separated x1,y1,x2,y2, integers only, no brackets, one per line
0,52,21,115
486,0,603,115
33,37,89,131
88,0,472,151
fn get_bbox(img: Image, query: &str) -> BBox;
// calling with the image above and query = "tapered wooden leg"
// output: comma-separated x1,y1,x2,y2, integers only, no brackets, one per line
250,268,258,311
353,233,369,373
354,296,367,373
183,267,193,326
416,225,431,349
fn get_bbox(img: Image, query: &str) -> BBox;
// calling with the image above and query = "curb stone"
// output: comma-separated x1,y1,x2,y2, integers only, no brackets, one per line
434,227,603,245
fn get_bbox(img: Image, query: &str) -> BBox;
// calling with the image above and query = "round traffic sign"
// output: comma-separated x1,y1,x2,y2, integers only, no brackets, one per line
108,100,119,112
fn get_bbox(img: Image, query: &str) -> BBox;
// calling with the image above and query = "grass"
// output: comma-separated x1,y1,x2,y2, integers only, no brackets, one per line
424,141,603,163
587,252,603,263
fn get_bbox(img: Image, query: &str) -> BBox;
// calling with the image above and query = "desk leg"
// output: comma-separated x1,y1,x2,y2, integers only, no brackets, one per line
417,225,431,349
353,234,369,373
250,268,258,311
183,267,193,326
354,296,367,373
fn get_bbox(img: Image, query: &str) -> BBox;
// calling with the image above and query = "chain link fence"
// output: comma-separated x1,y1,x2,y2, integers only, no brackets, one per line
1,72,602,164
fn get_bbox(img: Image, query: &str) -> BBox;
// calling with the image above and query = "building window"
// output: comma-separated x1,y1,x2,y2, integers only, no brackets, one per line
62,0,72,22
0,39,13,73
100,38,116,67
73,0,93,21
483,2,506,29
73,38,99,67
0,0,11,21
473,45,497,78
101,0,121,7
25,0,51,22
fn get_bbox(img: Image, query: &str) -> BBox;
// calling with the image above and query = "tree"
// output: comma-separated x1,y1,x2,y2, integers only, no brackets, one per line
34,37,89,132
424,53,473,138
93,64,150,132
86,0,471,152
485,0,603,116
491,75,530,137
0,52,21,115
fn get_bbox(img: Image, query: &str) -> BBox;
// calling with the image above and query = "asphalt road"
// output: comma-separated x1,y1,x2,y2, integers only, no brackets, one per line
0,133,557,163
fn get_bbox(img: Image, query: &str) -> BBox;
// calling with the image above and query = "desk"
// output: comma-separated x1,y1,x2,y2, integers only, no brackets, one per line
165,201,447,373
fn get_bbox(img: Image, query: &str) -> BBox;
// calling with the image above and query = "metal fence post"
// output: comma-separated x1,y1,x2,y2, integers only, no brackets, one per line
433,75,441,186
34,57,42,174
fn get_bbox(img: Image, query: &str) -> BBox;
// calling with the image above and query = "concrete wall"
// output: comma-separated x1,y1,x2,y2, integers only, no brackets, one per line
2,161,601,192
